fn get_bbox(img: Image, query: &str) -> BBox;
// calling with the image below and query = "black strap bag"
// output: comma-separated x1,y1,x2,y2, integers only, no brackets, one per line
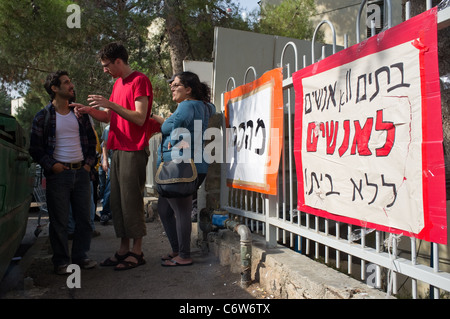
155,142,198,198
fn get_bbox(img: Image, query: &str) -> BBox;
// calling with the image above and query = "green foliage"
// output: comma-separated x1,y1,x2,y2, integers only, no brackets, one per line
256,0,320,41
15,92,47,134
0,0,319,129
179,0,252,61
0,1,70,81
0,88,11,114
0,0,154,127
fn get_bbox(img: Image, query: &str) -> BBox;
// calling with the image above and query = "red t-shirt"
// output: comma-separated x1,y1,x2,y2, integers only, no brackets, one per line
107,71,154,151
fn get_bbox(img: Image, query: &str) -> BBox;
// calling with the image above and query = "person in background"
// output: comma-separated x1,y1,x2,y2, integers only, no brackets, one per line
99,124,112,225
29,70,97,274
98,128,107,200
72,42,154,271
89,124,101,237
158,71,215,267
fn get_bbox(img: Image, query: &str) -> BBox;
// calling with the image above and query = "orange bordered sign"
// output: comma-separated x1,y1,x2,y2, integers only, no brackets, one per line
224,68,283,195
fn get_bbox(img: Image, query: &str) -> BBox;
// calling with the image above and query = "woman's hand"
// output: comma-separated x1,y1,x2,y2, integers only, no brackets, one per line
177,140,190,149
167,140,190,150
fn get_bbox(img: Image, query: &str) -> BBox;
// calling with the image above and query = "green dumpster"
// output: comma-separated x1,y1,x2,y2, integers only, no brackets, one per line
0,113,35,280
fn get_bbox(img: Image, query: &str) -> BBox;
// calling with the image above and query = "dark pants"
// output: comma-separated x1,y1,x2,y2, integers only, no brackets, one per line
46,168,92,267
158,174,206,259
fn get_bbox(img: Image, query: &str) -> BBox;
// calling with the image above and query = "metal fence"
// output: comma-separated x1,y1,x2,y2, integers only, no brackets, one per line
219,0,450,299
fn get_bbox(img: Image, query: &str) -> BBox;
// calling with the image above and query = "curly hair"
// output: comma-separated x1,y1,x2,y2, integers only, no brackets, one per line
44,70,69,100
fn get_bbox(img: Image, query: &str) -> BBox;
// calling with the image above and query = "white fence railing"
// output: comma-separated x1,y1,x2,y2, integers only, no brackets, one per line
219,1,450,299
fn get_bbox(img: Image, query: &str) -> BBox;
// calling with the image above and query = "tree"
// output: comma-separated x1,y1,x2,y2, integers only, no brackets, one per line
255,0,319,40
153,0,252,75
14,87,46,134
0,88,11,115
0,0,157,126
0,0,253,120
164,0,190,74
0,1,153,99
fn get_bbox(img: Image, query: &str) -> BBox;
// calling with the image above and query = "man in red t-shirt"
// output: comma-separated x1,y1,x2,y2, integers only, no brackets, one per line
72,42,153,270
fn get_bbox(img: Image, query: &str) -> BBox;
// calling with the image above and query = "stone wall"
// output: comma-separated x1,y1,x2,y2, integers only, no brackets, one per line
207,229,392,299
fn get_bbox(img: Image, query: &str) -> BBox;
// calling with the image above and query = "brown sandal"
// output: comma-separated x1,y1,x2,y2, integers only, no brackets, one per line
100,252,129,267
114,252,145,271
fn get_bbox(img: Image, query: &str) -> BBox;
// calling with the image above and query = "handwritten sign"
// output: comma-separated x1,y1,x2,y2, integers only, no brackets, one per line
224,68,283,195
293,8,446,244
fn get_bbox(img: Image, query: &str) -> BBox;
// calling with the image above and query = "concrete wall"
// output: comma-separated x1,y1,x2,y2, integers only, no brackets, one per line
207,228,391,299
311,0,403,47
212,27,340,110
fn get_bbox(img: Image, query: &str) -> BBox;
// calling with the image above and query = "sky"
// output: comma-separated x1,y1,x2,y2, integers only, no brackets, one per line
236,0,261,12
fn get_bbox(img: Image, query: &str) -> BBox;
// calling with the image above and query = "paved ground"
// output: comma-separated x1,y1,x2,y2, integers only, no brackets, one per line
0,201,269,301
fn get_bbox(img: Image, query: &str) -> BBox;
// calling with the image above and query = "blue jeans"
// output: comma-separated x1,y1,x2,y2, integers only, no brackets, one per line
101,168,111,216
46,168,92,266
68,181,96,232
98,165,106,199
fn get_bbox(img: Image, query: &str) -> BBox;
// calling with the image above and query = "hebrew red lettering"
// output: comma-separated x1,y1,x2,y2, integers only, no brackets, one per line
375,109,395,156
326,121,338,154
338,120,350,157
351,118,373,156
306,122,319,152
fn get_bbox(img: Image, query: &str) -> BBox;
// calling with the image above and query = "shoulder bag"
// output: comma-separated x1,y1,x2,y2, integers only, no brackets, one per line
155,142,198,198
